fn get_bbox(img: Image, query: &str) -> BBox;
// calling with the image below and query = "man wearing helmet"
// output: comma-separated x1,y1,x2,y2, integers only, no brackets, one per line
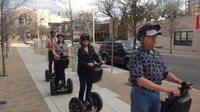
129,24,189,112
46,31,57,73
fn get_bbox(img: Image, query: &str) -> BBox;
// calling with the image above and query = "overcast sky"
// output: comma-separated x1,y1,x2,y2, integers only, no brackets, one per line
23,0,97,13
22,0,187,14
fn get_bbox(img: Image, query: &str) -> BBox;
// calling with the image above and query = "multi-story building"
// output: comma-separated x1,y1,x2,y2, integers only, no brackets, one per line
34,9,69,28
11,7,38,40
157,16,200,52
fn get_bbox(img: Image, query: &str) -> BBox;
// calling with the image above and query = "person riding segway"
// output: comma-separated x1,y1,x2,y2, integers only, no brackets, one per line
50,33,73,96
129,24,192,112
69,33,104,112
45,30,57,81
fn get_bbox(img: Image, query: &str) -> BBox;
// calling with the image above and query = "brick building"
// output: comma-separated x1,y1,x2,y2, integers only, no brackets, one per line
157,16,200,52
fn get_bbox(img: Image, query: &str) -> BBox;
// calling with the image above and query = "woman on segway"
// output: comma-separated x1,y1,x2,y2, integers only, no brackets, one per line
77,33,104,110
52,34,70,89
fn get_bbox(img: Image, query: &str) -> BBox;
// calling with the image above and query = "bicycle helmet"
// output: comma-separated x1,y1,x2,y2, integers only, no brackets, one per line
57,33,65,38
80,33,90,40
136,24,161,41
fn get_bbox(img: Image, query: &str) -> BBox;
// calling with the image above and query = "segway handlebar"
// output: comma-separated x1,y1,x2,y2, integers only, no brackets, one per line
179,81,193,97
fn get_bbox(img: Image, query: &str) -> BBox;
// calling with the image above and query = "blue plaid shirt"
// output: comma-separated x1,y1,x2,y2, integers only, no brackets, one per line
129,45,168,86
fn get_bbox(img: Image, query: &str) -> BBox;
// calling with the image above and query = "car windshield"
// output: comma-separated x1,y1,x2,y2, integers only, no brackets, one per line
122,41,133,50
122,41,141,50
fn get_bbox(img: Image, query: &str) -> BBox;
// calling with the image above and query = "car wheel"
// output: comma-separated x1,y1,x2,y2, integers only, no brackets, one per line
125,59,130,70
102,54,109,64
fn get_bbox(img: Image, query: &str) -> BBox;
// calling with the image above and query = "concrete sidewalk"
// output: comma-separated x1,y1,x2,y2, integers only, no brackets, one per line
17,46,130,112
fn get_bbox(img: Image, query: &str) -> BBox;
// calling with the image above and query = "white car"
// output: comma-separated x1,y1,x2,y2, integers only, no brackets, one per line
64,40,72,47
25,39,35,45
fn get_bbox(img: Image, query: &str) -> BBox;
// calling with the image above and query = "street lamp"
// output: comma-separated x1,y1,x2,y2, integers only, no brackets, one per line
93,10,95,43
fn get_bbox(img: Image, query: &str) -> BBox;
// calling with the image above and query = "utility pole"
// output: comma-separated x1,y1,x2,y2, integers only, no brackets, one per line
111,18,114,73
68,0,73,46
93,11,95,43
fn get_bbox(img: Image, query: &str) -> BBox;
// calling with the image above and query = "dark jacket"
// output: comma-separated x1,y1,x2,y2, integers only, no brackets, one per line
77,45,101,75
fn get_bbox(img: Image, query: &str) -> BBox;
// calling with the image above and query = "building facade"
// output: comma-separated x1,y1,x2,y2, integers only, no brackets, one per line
157,16,200,52
11,7,38,40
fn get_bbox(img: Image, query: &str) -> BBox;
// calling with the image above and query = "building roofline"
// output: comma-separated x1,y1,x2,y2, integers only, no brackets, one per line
13,7,34,12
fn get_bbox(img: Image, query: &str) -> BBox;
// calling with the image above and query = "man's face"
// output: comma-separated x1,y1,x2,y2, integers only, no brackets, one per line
142,35,157,49
51,32,56,37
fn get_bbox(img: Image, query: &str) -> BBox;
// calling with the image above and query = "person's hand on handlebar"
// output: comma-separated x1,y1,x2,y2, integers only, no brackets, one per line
171,87,181,96
55,54,61,59
88,63,94,67
101,61,105,64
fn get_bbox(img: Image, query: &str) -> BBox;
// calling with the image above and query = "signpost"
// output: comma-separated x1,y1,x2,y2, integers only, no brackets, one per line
196,16,200,29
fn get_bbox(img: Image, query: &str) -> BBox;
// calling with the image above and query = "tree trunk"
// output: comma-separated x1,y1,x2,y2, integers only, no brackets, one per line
170,18,174,54
1,0,7,76
6,40,9,58
133,20,137,49
1,39,6,76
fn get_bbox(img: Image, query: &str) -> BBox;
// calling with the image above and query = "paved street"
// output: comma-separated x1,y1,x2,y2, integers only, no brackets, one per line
163,55,200,89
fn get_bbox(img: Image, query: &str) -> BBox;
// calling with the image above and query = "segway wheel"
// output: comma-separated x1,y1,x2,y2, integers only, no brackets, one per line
45,69,49,81
91,92,103,111
50,79,56,96
67,78,73,93
69,97,85,112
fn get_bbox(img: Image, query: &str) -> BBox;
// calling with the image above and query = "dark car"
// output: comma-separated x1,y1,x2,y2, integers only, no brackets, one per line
99,40,140,69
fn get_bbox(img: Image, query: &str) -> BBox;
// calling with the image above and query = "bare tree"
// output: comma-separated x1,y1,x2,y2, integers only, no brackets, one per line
160,0,184,54
0,0,28,76
97,0,129,39
52,0,74,45
97,0,161,48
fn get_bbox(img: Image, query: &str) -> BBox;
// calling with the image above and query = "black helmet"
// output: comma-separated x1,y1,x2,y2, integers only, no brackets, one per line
57,33,65,38
136,24,161,41
80,33,90,40
50,30,56,34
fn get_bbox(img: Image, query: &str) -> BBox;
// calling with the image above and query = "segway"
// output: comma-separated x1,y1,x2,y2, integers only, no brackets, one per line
50,55,73,96
45,69,55,81
69,63,103,112
161,81,193,112
50,78,73,96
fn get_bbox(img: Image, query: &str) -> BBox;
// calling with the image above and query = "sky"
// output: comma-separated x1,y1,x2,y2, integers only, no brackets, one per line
23,0,97,13
22,0,188,16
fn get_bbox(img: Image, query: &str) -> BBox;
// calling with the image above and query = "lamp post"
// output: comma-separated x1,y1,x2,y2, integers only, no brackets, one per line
93,10,95,43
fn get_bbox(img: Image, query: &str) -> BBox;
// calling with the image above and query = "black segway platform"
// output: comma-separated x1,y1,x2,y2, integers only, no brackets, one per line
69,92,103,112
50,78,73,96
45,69,55,81
69,63,104,112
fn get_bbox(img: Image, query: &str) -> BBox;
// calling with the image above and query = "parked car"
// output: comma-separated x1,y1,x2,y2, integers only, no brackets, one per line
64,40,72,47
99,40,140,69
25,39,35,45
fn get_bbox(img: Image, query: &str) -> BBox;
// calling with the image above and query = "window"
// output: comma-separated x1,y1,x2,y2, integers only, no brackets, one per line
174,31,193,46
18,13,31,25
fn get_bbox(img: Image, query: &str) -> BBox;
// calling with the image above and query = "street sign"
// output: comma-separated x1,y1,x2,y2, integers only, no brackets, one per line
196,16,200,29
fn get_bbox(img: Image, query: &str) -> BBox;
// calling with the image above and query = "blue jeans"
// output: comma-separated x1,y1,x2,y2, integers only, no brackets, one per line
131,86,160,112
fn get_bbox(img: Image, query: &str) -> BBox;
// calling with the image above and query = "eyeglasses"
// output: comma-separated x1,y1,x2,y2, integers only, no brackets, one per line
83,39,90,41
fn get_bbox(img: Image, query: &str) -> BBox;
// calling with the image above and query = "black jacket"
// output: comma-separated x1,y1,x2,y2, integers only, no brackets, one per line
77,45,101,75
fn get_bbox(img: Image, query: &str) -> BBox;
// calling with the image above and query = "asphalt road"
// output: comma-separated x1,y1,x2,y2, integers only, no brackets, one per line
112,54,200,89
162,55,200,89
